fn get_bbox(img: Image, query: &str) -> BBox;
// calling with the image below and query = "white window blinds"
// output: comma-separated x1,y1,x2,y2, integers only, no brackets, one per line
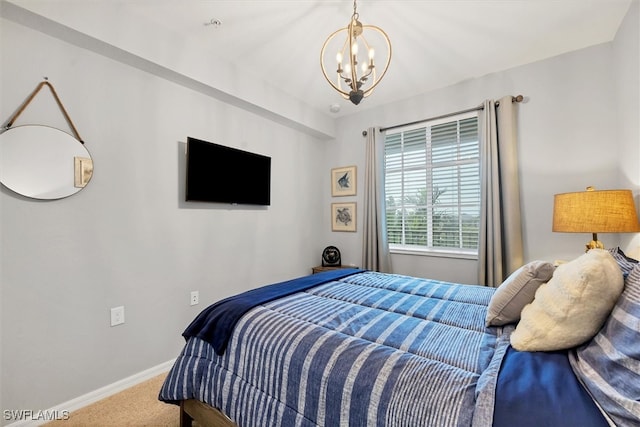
384,112,480,255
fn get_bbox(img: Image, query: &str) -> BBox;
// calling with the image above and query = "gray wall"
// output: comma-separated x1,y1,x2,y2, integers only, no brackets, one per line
323,2,639,280
616,0,640,254
1,1,638,421
1,17,327,417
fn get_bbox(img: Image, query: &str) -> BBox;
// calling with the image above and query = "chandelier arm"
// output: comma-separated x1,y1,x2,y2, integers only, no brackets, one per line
320,28,351,97
360,25,392,96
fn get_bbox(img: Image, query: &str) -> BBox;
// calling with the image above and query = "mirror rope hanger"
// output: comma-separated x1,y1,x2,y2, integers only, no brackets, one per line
3,78,84,143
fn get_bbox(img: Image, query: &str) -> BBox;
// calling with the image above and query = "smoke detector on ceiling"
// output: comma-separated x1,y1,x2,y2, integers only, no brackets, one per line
205,18,222,28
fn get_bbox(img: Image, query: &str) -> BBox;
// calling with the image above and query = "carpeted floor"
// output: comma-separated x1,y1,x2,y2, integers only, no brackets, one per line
44,373,181,426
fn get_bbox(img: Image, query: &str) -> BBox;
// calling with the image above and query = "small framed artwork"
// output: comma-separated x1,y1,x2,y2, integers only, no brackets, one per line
332,202,356,232
331,165,357,197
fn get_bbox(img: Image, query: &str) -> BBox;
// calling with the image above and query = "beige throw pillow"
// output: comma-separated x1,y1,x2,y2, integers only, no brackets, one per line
510,249,623,352
486,261,556,326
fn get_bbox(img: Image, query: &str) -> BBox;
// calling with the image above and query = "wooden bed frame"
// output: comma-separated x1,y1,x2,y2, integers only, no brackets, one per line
180,399,237,427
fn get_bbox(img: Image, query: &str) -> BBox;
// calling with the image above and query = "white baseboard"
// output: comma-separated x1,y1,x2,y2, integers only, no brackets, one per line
6,359,176,427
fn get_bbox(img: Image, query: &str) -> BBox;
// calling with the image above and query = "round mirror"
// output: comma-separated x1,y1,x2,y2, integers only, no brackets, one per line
0,125,93,200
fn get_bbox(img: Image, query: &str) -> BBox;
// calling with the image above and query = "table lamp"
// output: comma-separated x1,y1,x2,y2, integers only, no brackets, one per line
553,187,640,251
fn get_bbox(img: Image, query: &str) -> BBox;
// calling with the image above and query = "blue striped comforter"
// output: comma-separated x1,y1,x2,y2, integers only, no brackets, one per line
159,271,512,426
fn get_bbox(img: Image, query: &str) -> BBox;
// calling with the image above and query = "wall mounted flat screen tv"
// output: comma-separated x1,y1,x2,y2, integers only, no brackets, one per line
186,137,271,206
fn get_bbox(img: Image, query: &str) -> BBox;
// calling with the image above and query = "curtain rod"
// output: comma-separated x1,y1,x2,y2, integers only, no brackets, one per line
376,94,524,134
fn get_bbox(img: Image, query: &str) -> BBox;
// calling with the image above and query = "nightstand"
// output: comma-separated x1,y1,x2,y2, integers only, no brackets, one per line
312,265,358,274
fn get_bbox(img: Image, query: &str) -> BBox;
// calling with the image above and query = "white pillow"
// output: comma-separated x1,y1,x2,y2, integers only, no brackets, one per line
510,249,623,352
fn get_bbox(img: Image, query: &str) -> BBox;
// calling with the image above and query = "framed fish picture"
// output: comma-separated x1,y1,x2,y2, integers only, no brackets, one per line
331,202,356,232
331,165,357,197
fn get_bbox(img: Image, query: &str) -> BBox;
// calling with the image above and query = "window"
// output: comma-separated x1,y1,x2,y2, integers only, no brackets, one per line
384,112,480,257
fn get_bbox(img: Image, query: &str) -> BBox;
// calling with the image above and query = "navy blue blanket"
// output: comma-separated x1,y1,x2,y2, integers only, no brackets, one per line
494,347,608,426
183,268,363,354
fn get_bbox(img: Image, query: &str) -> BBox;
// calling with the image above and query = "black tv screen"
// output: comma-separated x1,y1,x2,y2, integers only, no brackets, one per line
186,137,271,206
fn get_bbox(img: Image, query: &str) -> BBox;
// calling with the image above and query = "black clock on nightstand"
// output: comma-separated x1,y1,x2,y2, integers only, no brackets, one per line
322,246,341,267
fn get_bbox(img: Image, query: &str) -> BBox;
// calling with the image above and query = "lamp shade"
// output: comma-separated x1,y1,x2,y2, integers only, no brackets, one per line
553,189,640,233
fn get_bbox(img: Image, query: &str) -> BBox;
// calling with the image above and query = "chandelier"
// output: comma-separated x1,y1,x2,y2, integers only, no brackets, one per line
320,0,392,105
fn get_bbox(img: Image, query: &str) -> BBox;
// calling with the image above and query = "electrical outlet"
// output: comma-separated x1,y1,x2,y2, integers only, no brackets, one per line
190,291,199,306
110,306,125,327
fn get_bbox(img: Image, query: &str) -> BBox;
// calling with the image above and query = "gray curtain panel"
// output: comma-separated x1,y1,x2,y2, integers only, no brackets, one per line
362,127,392,272
478,96,524,287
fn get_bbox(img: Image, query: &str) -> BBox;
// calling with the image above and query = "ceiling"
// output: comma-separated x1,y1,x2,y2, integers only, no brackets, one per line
123,0,632,116
3,0,633,119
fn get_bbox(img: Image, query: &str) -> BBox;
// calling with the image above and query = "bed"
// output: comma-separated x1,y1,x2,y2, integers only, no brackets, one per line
159,247,640,426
